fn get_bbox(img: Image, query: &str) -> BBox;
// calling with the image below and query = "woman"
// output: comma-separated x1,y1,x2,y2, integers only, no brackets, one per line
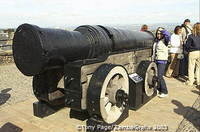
185,23,200,86
166,26,183,78
152,27,170,98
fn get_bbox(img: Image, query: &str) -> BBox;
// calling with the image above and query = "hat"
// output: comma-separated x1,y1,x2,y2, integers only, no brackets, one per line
184,19,190,23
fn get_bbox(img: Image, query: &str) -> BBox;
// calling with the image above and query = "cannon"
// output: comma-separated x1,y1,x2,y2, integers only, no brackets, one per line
13,24,158,131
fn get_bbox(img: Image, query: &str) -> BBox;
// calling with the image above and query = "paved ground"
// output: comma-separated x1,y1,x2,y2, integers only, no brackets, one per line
176,96,200,132
0,64,33,107
0,64,199,132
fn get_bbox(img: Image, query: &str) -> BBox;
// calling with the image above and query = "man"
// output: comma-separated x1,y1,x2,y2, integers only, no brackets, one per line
179,19,193,77
140,24,154,37
181,19,193,42
140,24,148,32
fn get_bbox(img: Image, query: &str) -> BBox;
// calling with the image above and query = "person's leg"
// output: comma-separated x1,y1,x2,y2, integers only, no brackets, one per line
157,63,168,94
188,52,196,85
185,53,189,76
179,58,184,76
179,54,187,76
195,51,200,85
157,63,162,92
172,54,179,77
166,54,175,77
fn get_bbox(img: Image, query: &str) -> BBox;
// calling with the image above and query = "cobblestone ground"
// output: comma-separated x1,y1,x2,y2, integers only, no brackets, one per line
0,64,199,131
176,95,200,132
0,64,33,107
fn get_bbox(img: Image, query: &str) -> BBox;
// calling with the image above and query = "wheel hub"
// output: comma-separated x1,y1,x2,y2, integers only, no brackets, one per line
115,89,128,108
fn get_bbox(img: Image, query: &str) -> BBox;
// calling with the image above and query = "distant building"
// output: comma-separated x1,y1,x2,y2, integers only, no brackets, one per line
0,29,15,45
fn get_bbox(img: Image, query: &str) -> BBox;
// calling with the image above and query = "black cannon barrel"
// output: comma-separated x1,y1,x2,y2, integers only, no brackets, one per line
74,25,113,57
13,24,154,76
98,26,154,50
13,24,90,76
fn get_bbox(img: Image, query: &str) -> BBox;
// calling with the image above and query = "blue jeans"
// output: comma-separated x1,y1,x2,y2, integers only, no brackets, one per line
179,53,188,76
156,63,168,94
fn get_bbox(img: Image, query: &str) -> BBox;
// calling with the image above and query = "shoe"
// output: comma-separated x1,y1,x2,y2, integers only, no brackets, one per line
179,75,188,80
197,85,200,89
172,75,178,78
157,90,161,95
184,81,193,86
158,93,168,98
165,75,172,78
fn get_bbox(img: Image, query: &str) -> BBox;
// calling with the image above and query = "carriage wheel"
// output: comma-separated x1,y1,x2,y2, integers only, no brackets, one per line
87,64,129,124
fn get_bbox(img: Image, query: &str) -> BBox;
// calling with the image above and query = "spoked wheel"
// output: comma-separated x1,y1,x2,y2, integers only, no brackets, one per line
87,64,129,125
137,61,158,96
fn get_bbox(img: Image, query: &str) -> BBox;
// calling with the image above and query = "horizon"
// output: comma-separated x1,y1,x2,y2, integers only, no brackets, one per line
0,23,182,31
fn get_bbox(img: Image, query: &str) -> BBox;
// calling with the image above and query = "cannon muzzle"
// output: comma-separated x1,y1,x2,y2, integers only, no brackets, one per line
13,24,92,76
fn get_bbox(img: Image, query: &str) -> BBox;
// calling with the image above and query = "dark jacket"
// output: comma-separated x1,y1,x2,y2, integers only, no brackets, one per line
185,34,200,52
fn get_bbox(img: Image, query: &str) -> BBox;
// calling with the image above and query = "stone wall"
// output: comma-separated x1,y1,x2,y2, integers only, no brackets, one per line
0,51,14,65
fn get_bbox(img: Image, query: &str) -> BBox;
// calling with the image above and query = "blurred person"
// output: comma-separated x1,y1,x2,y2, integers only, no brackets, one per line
181,19,193,42
140,24,148,31
185,23,200,86
166,26,183,78
179,19,193,77
140,24,154,37
152,27,171,98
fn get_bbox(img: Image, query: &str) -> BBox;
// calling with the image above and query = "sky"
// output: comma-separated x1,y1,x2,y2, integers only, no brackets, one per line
0,0,199,28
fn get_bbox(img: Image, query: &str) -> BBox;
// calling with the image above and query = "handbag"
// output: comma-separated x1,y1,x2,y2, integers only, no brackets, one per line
177,53,184,59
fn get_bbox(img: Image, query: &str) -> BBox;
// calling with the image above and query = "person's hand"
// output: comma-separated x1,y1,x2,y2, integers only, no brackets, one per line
161,30,171,44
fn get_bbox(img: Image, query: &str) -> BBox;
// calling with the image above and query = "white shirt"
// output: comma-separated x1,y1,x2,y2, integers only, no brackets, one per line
169,34,183,54
152,40,169,61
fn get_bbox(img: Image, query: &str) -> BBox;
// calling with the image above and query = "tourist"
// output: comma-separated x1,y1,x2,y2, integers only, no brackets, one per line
152,27,171,98
166,26,183,78
185,23,200,86
140,24,154,37
179,19,193,77
140,24,148,32
181,19,193,42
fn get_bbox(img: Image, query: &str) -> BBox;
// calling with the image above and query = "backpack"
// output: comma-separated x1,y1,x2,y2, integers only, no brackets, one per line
181,24,192,40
